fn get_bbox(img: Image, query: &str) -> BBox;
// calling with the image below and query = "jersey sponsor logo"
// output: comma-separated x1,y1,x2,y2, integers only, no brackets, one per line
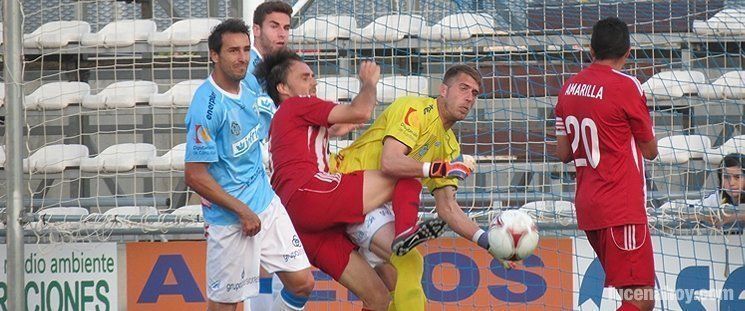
404,107,419,127
292,235,301,247
232,124,261,157
194,125,213,144
564,83,604,99
424,104,434,115
206,92,217,120
417,144,430,157
230,121,241,136
253,96,275,116
283,249,305,263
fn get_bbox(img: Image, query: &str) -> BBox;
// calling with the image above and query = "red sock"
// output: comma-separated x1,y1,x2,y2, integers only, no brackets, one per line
391,178,422,236
617,301,641,311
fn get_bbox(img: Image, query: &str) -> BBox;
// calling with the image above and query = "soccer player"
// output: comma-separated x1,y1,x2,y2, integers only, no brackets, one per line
255,51,463,311
334,65,498,310
555,17,658,311
183,19,314,311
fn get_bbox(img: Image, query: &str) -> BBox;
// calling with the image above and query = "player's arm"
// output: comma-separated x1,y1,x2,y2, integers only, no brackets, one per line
625,81,658,160
556,135,573,163
380,137,473,180
637,139,658,160
432,186,489,250
184,164,261,236
327,61,380,125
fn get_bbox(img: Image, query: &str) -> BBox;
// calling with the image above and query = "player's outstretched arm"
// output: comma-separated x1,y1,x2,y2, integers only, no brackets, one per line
433,186,489,250
184,162,261,236
328,61,380,125
380,137,473,180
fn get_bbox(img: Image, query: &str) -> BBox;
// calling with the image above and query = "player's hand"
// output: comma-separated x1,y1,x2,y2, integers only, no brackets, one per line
238,210,261,236
428,160,472,180
459,154,477,173
358,60,380,86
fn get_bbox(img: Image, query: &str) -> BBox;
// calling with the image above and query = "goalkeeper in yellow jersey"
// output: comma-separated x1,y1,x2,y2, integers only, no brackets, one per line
330,65,496,310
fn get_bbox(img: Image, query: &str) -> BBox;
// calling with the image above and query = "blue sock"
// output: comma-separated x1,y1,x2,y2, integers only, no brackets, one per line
259,277,273,294
280,288,309,309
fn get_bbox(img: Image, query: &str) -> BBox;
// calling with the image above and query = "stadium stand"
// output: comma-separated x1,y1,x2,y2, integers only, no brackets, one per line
79,143,157,173
23,21,91,48
24,82,91,110
81,19,157,47
82,80,158,109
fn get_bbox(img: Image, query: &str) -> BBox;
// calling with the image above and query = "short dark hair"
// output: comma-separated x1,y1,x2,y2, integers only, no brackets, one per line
208,19,250,54
254,1,293,26
719,153,745,204
443,64,482,87
591,17,630,60
254,50,303,104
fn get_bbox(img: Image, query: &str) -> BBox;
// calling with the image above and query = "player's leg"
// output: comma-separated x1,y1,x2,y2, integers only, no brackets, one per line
259,198,315,310
362,170,446,254
337,251,392,310
205,224,260,311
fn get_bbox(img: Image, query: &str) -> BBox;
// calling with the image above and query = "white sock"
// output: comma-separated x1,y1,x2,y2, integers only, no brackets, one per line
271,293,304,311
249,294,274,311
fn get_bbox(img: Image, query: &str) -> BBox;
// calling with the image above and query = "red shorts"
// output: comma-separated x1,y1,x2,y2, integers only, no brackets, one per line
585,223,655,288
285,171,366,280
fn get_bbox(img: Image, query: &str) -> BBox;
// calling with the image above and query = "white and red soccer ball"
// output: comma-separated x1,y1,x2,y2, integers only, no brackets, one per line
488,210,540,261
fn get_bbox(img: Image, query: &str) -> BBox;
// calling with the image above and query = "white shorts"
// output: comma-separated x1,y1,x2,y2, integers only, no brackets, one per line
346,203,395,267
206,196,310,303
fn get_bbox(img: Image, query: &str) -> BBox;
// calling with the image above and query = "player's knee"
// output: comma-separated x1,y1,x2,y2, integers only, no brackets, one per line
364,288,391,311
286,272,314,297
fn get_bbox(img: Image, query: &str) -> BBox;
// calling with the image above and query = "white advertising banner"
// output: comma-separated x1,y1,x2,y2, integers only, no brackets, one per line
573,234,745,310
0,243,118,311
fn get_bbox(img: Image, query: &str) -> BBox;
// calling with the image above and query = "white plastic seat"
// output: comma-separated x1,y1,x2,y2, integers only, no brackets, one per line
147,143,186,171
704,135,745,165
420,13,500,41
693,9,745,36
698,71,745,99
103,206,158,216
641,70,706,98
316,77,360,102
376,76,429,103
149,80,204,107
171,205,203,217
81,19,157,47
290,15,359,43
23,144,89,173
23,21,91,48
656,135,712,164
0,145,5,168
79,143,157,172
520,201,575,219
82,80,158,109
38,207,89,217
25,82,90,110
0,83,4,107
148,18,221,46
351,15,426,42
0,22,4,46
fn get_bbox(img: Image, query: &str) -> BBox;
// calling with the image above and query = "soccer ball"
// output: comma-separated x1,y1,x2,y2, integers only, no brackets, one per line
487,210,540,261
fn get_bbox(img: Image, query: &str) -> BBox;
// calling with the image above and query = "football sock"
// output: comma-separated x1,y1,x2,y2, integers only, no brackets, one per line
249,277,275,310
271,288,307,311
391,178,422,235
391,249,426,311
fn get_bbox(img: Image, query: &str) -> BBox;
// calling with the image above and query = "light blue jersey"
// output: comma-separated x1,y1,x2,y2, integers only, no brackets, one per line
185,76,274,225
244,46,276,139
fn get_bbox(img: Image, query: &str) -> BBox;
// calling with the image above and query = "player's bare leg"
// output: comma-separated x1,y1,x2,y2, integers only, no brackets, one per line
337,251,391,310
617,286,655,311
273,268,314,311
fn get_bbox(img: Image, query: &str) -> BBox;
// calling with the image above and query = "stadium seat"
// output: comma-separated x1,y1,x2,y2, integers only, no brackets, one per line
82,80,158,109
23,21,91,48
290,15,359,42
316,77,360,102
0,22,4,46
420,13,500,41
0,145,5,168
148,18,221,46
0,82,5,107
23,144,89,173
103,206,158,216
376,76,429,103
641,70,706,98
147,143,186,171
171,205,203,217
351,14,426,42
693,8,745,36
149,79,204,108
703,135,745,165
656,135,712,164
81,19,157,47
38,207,89,217
79,143,157,172
520,200,575,221
24,81,90,110
698,71,745,99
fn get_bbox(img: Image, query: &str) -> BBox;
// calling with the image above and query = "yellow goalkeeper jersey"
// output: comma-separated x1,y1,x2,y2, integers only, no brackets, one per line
330,96,461,193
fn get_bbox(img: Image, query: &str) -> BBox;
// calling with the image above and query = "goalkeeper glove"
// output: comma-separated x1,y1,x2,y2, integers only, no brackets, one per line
424,159,472,180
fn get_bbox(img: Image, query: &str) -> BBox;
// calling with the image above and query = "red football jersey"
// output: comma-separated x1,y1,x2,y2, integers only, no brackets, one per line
555,63,655,230
269,96,337,204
